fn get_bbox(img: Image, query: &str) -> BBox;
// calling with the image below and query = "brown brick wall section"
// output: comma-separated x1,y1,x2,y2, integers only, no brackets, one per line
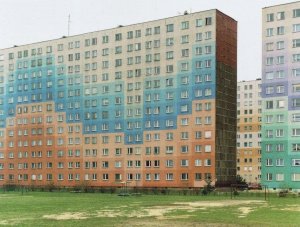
215,11,237,186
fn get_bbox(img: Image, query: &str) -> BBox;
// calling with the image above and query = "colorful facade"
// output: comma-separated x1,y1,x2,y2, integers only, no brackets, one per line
262,2,300,190
237,79,262,184
0,10,237,188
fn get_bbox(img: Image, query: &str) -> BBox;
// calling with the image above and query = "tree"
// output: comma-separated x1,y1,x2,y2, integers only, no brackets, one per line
236,175,248,186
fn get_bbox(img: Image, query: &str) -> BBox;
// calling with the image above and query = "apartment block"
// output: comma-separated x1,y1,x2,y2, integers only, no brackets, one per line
0,10,237,188
262,1,300,190
237,79,262,184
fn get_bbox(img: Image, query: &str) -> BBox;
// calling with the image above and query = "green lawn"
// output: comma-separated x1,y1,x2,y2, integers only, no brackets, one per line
0,191,299,226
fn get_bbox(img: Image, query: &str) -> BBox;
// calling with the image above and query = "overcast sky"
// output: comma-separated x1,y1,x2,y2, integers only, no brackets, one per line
0,0,297,80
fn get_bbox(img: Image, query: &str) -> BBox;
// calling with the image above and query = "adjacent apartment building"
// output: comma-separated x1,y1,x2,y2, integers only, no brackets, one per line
262,1,300,190
0,10,237,188
237,79,262,185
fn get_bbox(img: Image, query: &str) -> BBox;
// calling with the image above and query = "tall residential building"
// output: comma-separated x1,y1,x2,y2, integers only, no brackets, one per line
262,1,300,190
0,10,237,188
237,79,262,184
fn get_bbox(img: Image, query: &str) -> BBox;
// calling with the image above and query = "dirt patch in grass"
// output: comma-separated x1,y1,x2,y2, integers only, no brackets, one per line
0,194,33,199
280,205,300,212
0,218,31,226
43,212,88,220
238,207,253,218
174,200,264,208
94,200,264,220
42,200,265,222
117,219,244,227
0,220,10,225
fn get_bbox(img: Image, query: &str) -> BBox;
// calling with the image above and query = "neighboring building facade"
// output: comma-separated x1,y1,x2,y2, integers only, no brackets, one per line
237,79,262,184
262,2,300,190
0,10,237,188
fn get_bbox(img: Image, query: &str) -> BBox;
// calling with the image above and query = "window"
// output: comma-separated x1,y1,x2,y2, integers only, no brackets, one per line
276,70,285,79
266,86,274,94
102,35,109,43
166,173,173,181
135,29,141,38
166,24,174,32
204,159,211,166
266,115,273,123
293,39,300,48
276,144,284,152
293,9,300,18
181,49,189,57
293,24,300,33
293,143,300,152
266,101,273,109
292,159,300,166
291,173,300,181
277,12,285,20
181,21,189,29
292,128,300,136
266,42,273,51
266,130,273,138
205,145,211,152
266,28,274,37
154,26,160,34
181,160,189,167
196,19,203,27
166,65,173,73
266,58,273,66
266,159,273,166
293,54,300,62
277,26,284,35
277,114,284,123
154,40,160,48
267,13,274,22
276,85,284,94
181,145,188,153
115,33,122,41
181,62,188,71
205,46,212,54
293,69,300,78
276,159,284,166
292,113,300,122
166,146,173,154
277,56,284,64
196,33,202,41
293,84,300,93
277,41,284,50
293,98,300,107
181,173,188,180
195,160,202,167
205,17,212,25
276,174,284,181
166,38,174,46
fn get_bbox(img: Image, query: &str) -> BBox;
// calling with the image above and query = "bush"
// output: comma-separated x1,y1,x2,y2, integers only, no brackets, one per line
110,187,116,194
233,190,239,196
45,181,56,192
202,189,208,196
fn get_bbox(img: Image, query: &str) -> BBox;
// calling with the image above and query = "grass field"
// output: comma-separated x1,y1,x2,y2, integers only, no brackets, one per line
0,191,299,226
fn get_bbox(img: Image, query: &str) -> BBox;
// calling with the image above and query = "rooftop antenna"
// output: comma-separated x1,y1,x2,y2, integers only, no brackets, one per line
68,14,71,36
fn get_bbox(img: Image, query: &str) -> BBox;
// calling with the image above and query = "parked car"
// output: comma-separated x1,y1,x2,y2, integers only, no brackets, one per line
248,183,262,190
